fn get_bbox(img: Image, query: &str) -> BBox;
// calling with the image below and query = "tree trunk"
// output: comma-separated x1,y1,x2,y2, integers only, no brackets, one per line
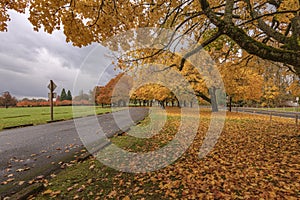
209,87,218,112
177,99,181,108
159,101,165,109
229,96,232,112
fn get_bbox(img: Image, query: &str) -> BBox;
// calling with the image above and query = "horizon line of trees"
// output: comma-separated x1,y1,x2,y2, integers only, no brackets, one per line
0,89,94,108
92,71,300,109
3,67,300,109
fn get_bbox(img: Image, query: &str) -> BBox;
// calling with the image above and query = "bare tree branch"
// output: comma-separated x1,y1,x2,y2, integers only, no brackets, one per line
224,0,235,24
199,0,300,75
237,9,300,27
179,31,222,71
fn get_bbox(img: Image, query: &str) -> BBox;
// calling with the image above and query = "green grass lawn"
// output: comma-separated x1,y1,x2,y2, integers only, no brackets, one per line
0,106,114,130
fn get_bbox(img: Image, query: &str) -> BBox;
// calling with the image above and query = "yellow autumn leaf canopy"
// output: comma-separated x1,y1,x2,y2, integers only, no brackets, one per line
1,0,299,75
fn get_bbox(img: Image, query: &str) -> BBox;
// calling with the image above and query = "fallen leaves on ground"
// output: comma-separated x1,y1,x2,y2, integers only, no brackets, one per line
16,167,30,172
32,108,299,199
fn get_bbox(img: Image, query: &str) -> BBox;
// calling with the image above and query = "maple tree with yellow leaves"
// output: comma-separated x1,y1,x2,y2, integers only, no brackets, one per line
287,79,300,97
1,0,299,74
1,0,300,110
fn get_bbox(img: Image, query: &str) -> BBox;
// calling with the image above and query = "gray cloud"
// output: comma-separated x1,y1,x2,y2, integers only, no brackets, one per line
0,10,118,99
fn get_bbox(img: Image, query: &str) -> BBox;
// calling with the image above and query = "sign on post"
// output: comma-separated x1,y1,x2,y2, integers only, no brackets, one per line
48,93,57,99
48,80,57,121
48,82,57,91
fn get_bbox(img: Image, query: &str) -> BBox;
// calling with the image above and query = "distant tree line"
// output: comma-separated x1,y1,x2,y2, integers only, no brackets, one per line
1,88,95,108
92,71,300,109
16,88,93,107
17,98,49,107
59,88,72,101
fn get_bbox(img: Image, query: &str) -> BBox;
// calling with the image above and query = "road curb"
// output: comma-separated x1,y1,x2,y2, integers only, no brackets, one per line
46,119,65,123
3,124,34,130
4,142,112,199
7,183,44,200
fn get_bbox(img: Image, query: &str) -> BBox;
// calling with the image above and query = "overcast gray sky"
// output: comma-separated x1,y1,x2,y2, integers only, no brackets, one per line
0,11,118,100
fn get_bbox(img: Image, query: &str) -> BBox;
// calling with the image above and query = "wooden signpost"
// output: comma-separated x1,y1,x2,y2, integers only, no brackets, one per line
48,80,57,121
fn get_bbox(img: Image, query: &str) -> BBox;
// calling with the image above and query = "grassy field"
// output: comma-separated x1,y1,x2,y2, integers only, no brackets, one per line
0,106,114,130
30,108,299,199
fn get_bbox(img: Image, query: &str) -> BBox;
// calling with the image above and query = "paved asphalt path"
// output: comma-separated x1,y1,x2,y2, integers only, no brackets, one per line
0,107,148,197
233,107,300,119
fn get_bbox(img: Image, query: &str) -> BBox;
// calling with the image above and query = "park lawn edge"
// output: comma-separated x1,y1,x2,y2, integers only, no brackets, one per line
29,109,299,199
0,106,123,131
